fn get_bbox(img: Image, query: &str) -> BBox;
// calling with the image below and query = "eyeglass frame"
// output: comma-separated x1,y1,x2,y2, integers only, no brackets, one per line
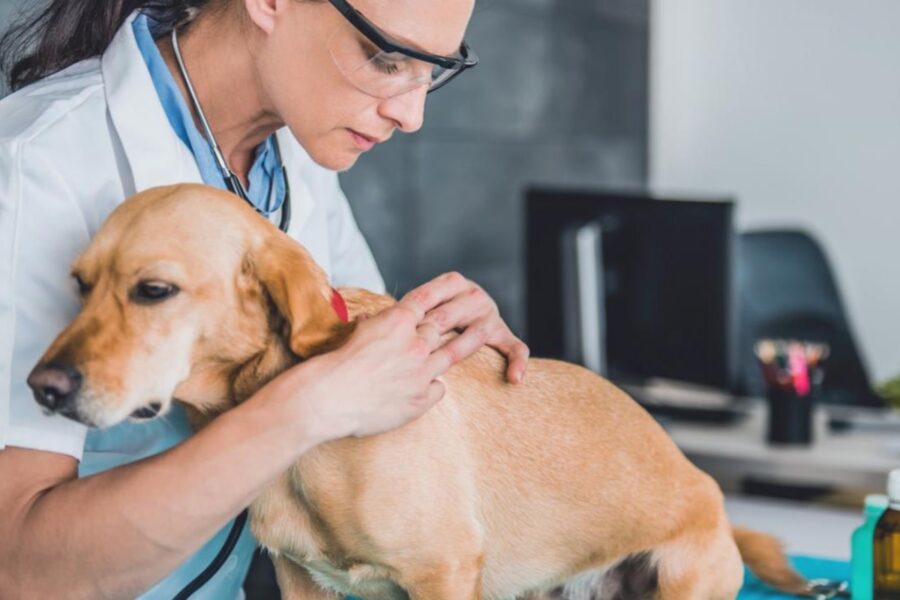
326,0,479,93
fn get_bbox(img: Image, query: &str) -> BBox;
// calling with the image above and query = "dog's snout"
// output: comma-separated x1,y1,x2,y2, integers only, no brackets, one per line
27,364,82,412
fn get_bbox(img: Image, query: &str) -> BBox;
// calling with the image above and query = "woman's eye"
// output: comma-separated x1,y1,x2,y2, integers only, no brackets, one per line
130,281,180,304
371,56,401,75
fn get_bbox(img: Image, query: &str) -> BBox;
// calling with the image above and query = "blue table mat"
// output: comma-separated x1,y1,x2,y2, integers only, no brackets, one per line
738,555,850,599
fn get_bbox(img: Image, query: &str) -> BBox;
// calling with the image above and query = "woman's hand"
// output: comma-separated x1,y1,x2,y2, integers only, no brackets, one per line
280,272,528,444
403,271,530,384
286,304,451,441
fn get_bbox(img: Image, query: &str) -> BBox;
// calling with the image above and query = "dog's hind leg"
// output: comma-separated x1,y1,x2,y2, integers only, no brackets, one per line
401,554,484,600
527,556,657,600
653,523,744,600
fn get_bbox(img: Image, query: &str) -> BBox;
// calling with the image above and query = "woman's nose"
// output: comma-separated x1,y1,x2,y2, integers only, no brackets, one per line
28,364,82,412
378,85,428,133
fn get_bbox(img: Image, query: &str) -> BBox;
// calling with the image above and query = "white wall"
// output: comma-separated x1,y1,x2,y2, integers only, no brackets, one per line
650,0,900,382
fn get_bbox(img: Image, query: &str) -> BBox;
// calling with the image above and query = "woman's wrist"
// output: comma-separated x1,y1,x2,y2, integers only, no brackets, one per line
249,352,349,452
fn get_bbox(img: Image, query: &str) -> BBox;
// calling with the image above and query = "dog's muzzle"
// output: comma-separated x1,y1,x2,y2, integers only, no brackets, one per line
28,363,82,416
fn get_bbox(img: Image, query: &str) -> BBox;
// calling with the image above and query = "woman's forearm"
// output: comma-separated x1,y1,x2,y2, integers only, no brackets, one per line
1,371,325,600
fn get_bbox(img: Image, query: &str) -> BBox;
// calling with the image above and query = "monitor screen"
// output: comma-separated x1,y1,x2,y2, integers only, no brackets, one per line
526,188,737,391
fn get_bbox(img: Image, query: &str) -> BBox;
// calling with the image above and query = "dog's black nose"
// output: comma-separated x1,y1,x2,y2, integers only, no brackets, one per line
27,364,82,412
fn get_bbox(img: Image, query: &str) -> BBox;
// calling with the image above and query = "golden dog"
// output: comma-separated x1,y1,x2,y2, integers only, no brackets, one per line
29,185,807,599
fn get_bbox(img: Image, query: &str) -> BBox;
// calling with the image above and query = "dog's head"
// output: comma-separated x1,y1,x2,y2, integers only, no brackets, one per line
27,184,349,427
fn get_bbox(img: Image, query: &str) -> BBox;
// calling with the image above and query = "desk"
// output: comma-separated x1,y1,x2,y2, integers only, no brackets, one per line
660,399,900,494
725,495,858,560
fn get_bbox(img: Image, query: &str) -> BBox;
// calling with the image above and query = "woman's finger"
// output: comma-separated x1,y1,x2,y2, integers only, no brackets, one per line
426,319,493,378
420,289,491,334
416,322,443,351
494,338,529,384
481,322,529,384
399,272,473,318
424,379,446,408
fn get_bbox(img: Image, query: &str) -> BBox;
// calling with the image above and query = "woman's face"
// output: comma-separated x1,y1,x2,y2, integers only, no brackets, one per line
249,0,475,171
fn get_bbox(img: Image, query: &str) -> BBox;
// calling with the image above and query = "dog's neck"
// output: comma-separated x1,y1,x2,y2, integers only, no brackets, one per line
177,287,386,425
228,288,390,406
174,301,301,420
177,327,307,429
231,329,300,405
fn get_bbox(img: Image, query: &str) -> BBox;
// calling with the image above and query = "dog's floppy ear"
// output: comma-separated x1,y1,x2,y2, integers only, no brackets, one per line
252,231,348,358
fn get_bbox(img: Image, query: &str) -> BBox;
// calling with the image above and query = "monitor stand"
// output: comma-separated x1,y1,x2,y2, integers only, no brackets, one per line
560,220,606,375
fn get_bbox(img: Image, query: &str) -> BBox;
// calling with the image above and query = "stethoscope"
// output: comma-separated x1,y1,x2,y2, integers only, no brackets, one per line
171,25,291,233
168,23,266,600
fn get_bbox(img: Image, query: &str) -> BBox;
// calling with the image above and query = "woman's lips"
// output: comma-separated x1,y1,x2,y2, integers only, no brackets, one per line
348,129,379,151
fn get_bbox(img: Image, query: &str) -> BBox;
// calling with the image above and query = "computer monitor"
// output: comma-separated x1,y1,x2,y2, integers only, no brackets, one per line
526,188,737,391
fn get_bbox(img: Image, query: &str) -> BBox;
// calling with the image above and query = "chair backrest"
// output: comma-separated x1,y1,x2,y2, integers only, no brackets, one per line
736,229,882,406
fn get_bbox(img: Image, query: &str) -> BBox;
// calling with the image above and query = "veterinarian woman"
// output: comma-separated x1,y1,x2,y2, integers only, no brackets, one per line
0,0,528,596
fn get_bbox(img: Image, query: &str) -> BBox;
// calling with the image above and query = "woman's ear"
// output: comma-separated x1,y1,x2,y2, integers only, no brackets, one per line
243,0,278,34
252,231,348,358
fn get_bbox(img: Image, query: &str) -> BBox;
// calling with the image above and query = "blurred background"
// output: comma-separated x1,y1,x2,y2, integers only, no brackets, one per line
3,0,900,594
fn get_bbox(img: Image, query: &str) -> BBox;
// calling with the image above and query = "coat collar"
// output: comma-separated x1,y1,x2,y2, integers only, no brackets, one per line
100,11,315,232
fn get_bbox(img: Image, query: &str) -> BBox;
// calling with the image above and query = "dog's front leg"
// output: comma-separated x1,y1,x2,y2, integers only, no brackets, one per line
401,556,484,600
271,555,340,600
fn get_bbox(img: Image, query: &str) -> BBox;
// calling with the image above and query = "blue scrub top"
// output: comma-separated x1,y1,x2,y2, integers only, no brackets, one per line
131,13,286,215
77,13,279,599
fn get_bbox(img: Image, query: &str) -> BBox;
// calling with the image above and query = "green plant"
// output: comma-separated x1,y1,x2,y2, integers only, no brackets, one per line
876,375,900,409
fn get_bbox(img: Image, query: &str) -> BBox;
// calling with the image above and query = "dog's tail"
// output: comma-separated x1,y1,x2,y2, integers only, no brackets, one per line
733,526,808,594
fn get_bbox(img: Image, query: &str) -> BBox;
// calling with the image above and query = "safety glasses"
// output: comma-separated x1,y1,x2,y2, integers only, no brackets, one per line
327,0,479,98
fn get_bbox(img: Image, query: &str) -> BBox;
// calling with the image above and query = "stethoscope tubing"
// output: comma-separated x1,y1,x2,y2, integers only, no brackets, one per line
171,24,291,233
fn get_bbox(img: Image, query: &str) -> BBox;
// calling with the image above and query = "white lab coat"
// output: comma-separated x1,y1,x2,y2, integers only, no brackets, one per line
0,11,385,460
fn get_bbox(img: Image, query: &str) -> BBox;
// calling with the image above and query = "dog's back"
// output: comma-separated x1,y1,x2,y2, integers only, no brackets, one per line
331,288,732,598
449,352,719,594
332,288,806,599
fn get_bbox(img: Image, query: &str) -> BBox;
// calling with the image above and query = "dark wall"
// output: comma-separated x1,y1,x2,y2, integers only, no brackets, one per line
340,0,649,335
0,0,650,337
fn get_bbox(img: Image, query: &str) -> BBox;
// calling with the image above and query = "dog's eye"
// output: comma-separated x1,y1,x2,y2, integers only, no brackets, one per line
131,281,180,304
73,274,92,297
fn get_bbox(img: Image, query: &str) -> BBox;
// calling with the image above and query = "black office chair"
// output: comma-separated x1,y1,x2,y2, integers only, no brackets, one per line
735,229,883,407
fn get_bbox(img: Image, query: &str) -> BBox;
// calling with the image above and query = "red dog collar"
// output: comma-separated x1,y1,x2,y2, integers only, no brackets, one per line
331,288,349,323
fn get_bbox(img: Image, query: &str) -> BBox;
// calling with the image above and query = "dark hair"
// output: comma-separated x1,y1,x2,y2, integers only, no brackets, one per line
0,0,211,92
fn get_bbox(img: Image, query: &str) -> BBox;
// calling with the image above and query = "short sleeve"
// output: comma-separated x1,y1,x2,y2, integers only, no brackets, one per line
0,139,90,459
324,173,386,294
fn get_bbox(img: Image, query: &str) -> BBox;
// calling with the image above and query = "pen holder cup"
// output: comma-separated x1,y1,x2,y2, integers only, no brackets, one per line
755,339,829,447
766,386,814,446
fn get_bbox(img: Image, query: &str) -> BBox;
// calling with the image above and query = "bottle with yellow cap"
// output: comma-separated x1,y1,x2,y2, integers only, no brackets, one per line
874,469,900,598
